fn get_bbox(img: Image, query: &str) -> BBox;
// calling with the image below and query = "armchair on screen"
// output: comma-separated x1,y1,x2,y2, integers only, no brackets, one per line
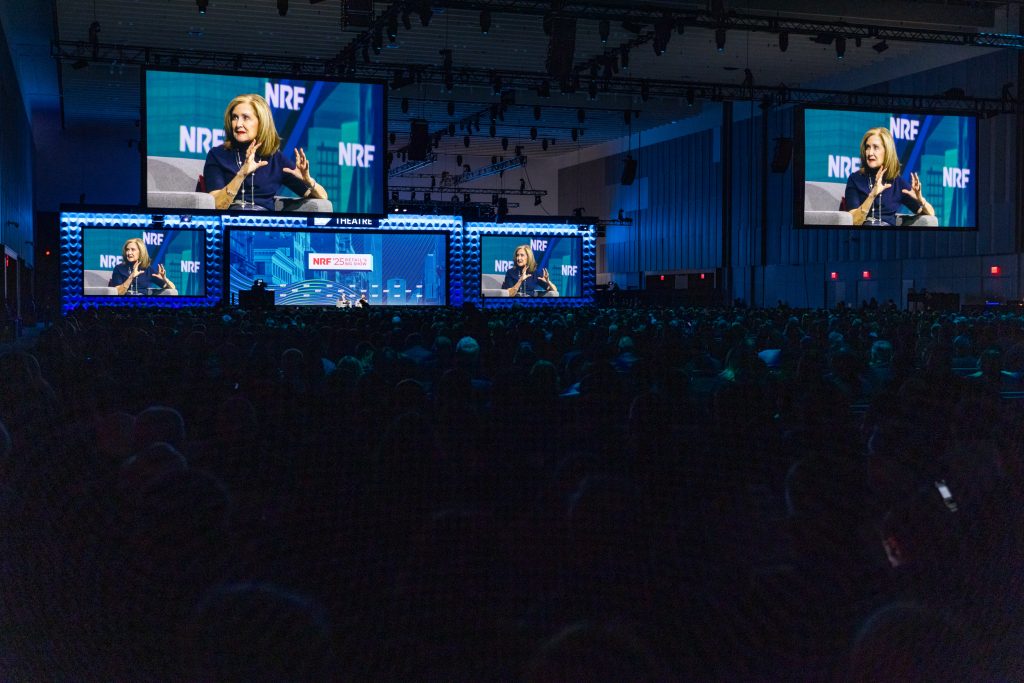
803,180,939,228
83,269,178,296
146,157,333,212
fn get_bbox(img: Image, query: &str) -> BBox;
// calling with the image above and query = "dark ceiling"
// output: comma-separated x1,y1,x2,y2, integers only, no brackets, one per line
15,1,1023,166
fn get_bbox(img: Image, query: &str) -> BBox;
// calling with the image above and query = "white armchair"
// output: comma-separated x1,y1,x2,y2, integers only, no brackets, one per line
804,180,939,228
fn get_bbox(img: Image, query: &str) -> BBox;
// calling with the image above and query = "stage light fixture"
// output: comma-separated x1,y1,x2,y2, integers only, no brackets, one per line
835,36,846,59
577,108,586,123
362,45,371,63
372,27,383,54
401,9,412,30
389,132,396,144
571,128,578,141
541,138,549,150
456,154,463,165
387,13,398,42
530,126,538,140
479,9,491,34
534,195,542,206
489,123,496,137
196,0,207,14
464,193,470,203
464,135,470,147
588,80,597,100
448,122,456,136
623,109,631,125
419,0,433,26
501,137,509,150
620,46,629,70
653,13,672,55
640,80,650,102
519,178,526,192
778,31,788,52
278,0,288,16
538,80,551,98
873,40,889,53
401,97,409,113
686,88,695,106
715,28,726,52
599,19,610,43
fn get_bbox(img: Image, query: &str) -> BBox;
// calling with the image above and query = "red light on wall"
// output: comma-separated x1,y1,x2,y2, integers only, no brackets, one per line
830,272,838,280
862,271,871,279
45,250,52,257
699,273,705,280
991,265,1001,275
659,275,665,281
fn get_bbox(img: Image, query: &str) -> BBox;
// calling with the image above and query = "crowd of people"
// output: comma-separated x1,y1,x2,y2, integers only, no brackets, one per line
1,302,1023,680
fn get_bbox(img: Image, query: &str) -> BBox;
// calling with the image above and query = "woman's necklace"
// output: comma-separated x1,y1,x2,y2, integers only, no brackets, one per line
234,149,257,208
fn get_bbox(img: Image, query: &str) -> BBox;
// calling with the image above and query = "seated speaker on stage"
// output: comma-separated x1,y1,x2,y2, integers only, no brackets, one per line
108,238,177,296
500,244,559,297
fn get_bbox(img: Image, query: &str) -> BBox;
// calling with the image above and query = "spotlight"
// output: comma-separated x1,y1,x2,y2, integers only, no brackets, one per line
448,122,455,136
389,132,396,144
534,105,542,120
489,123,496,137
715,28,726,52
464,193,470,203
534,195,542,206
620,46,630,70
577,108,586,123
464,135,470,147
401,97,409,113
89,21,101,58
424,192,431,202
431,175,436,187
873,39,889,53
372,27,383,54
72,58,89,70
778,31,788,52
835,36,846,59
479,9,491,35
519,178,526,191
491,156,498,164
542,138,549,150
362,45,370,63
391,190,399,201
653,12,672,55
387,13,398,42
530,126,538,140
419,1,433,26
277,0,288,16
640,80,650,102
623,109,631,125
588,80,597,100
538,80,551,98
599,19,609,43
571,128,578,141
456,154,463,165
491,72,502,95
196,0,207,14
515,145,523,156
401,10,412,30
447,100,455,116
410,191,417,200
501,137,509,150
686,88,695,106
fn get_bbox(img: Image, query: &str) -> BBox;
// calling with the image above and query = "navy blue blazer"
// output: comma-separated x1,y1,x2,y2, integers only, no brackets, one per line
203,143,310,211
844,171,923,226
501,267,549,296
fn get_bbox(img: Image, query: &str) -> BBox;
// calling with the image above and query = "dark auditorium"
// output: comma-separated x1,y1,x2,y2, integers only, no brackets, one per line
4,0,1024,679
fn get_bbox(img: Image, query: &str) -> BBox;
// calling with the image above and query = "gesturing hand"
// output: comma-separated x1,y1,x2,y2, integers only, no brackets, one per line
240,142,268,175
283,147,312,185
536,268,551,286
902,171,925,203
152,263,168,282
871,166,892,197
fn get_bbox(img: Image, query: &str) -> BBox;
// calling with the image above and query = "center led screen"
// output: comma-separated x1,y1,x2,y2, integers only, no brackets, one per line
228,230,447,306
144,68,386,216
798,106,977,230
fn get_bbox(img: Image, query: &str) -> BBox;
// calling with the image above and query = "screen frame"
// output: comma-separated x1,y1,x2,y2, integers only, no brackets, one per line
794,103,980,232
224,226,451,307
80,224,209,298
141,65,389,220
477,233,586,299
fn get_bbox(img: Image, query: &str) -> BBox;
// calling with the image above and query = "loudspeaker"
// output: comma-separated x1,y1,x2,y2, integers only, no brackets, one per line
770,137,793,173
408,119,430,161
239,289,275,310
496,197,508,218
621,156,637,185
545,17,577,79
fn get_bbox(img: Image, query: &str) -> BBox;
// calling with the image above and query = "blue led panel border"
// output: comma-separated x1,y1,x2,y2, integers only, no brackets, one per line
60,212,223,312
463,221,596,308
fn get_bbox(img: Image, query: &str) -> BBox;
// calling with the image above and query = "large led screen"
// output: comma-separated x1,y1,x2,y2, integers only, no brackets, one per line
144,69,386,216
479,234,582,298
82,227,206,297
228,230,447,306
798,107,977,229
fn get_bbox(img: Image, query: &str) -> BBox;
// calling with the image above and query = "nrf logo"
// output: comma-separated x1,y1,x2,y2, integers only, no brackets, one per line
265,82,305,111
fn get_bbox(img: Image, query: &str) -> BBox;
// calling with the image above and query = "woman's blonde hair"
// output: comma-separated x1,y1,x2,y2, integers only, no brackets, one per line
223,93,282,155
515,245,538,274
859,127,901,182
122,238,151,269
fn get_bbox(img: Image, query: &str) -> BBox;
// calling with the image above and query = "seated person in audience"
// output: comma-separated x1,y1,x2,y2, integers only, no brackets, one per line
502,245,558,297
108,238,176,295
